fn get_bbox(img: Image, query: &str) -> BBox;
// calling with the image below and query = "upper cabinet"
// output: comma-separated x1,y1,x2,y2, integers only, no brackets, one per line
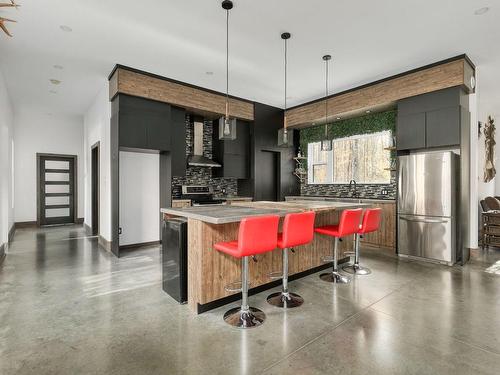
397,87,468,151
213,120,250,179
115,94,187,176
397,113,426,150
425,106,460,148
118,95,171,151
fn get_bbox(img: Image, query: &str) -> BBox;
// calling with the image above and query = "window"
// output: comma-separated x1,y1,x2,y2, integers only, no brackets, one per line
307,131,392,184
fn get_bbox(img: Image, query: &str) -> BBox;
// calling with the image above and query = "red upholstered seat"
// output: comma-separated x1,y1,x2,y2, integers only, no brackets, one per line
277,211,316,249
358,208,382,235
314,224,341,237
214,215,280,258
314,208,363,238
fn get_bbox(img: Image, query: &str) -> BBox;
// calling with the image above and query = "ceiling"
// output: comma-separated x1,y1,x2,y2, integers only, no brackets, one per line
0,0,498,120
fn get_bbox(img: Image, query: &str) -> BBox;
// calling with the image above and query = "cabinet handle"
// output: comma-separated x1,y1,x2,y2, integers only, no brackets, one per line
400,217,448,224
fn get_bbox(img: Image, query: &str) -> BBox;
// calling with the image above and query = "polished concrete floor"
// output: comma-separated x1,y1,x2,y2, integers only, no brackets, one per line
1,225,500,375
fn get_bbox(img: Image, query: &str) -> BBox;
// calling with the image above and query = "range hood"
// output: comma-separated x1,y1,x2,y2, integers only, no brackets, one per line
187,121,222,168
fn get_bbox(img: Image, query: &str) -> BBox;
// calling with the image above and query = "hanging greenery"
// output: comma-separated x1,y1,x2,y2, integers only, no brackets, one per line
299,110,396,157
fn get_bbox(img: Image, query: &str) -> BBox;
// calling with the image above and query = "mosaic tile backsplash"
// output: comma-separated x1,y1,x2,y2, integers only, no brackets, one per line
171,115,238,199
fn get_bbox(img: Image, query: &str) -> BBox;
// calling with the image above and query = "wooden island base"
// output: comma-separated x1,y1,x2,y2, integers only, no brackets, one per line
187,209,353,314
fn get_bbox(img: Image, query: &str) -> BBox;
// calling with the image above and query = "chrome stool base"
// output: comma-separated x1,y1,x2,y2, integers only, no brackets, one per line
320,271,351,284
267,291,304,308
342,264,371,275
223,307,266,329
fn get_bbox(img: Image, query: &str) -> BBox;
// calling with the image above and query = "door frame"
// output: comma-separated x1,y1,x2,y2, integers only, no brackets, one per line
36,153,78,226
91,142,100,236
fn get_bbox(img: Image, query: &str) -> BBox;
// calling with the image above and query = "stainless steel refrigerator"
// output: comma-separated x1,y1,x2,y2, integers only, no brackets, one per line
398,151,458,265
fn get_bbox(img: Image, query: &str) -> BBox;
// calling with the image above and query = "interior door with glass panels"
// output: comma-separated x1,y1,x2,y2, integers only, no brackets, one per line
38,154,76,226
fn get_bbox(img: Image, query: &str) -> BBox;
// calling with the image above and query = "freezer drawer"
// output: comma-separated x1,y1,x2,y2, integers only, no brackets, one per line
398,215,455,264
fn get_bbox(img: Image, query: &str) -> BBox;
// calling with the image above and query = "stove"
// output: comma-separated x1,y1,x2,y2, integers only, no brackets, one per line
181,185,226,206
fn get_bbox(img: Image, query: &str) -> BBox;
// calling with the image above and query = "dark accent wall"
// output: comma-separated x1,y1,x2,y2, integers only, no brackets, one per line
171,115,238,198
299,111,397,200
238,103,300,201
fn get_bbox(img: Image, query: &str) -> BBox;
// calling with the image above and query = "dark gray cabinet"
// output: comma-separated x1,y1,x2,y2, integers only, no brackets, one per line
397,87,467,151
118,95,171,151
170,107,187,176
397,113,426,150
213,120,250,179
425,106,460,148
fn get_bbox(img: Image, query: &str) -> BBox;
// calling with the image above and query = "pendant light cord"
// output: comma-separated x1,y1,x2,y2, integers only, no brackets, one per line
284,37,288,131
225,7,229,119
325,59,329,137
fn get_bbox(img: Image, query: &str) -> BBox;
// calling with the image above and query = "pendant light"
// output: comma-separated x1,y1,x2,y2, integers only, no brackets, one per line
278,32,294,147
218,0,237,140
321,55,333,151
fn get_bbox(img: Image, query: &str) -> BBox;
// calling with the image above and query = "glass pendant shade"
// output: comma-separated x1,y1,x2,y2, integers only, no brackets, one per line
321,139,332,151
278,127,294,147
218,116,237,140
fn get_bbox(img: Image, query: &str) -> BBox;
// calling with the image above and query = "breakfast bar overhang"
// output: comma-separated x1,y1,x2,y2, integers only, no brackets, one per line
161,200,370,314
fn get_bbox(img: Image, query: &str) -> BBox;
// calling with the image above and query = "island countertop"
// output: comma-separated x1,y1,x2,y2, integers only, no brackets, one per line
161,200,370,224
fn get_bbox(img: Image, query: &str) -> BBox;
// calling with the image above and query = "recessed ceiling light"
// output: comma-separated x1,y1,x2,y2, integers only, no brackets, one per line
365,110,371,114
336,117,341,120
205,71,214,75
53,65,64,70
49,90,57,94
49,79,61,85
474,7,489,15
60,25,73,32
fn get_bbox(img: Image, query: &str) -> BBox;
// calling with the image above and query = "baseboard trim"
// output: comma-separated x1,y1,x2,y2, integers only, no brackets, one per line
0,243,5,265
15,221,37,228
98,235,112,252
8,224,15,243
119,240,161,251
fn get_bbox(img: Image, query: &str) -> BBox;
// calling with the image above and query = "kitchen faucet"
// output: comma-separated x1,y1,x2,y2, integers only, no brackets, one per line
349,180,358,198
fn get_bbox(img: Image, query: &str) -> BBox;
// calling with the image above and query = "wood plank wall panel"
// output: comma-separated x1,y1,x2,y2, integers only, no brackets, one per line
110,68,254,121
359,202,396,250
186,211,353,312
287,58,473,128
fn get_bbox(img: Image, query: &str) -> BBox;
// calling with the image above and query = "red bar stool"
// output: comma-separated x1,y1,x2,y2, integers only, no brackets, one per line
267,211,316,308
343,208,382,275
314,208,363,284
214,215,280,329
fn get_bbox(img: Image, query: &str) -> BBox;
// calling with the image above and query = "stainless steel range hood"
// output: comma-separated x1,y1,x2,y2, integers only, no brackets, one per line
187,121,221,168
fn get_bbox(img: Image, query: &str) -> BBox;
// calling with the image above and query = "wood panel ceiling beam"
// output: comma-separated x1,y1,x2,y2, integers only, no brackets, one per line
286,55,475,128
109,66,254,121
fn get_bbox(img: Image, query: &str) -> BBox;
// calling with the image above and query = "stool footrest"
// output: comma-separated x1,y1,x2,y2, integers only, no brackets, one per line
344,251,355,257
224,281,247,293
268,271,283,280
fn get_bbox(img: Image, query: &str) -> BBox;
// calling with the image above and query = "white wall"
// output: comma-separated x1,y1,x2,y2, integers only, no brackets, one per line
119,151,159,246
13,109,84,222
83,83,111,241
0,68,14,247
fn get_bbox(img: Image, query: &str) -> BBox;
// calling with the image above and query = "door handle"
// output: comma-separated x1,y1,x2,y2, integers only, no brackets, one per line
400,217,449,224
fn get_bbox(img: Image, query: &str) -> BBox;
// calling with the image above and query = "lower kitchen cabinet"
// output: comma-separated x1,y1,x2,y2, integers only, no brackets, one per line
360,202,396,250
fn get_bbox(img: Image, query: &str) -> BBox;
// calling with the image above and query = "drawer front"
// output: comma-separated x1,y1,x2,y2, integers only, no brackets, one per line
398,215,454,262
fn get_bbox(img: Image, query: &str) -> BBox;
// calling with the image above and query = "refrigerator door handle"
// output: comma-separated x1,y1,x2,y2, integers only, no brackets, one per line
399,216,449,224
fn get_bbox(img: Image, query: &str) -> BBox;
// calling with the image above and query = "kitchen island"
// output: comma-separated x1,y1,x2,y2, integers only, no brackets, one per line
161,200,369,313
